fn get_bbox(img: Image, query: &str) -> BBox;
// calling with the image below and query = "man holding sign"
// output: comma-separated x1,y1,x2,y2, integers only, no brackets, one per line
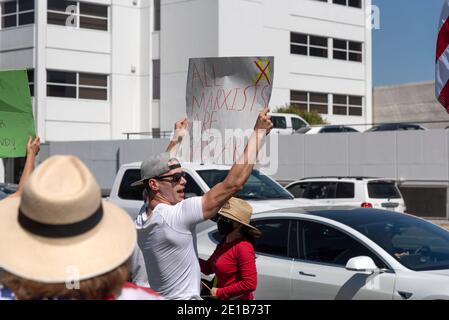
133,108,273,300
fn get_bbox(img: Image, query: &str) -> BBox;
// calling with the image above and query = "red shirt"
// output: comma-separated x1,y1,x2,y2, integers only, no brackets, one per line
200,238,257,300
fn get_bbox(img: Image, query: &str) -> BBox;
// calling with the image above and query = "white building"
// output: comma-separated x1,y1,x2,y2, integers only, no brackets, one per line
0,0,372,141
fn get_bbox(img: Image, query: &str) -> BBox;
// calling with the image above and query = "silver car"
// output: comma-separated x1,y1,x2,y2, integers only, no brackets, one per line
197,207,449,299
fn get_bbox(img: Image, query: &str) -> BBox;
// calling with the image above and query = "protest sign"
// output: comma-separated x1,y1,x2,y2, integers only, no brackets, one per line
185,56,274,165
0,70,36,158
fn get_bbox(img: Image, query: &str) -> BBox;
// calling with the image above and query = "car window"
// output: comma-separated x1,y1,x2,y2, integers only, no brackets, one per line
320,127,343,133
345,127,358,132
368,182,401,199
287,182,308,198
184,173,204,198
291,117,307,131
304,182,336,199
336,182,355,198
271,116,287,129
252,219,291,257
300,220,386,268
118,169,144,200
356,219,449,271
197,169,293,200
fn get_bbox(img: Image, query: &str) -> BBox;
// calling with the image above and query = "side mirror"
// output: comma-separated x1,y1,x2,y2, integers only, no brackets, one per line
345,256,378,273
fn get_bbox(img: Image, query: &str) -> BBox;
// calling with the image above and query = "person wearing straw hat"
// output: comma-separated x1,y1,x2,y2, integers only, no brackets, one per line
0,155,162,300
133,108,273,300
199,197,261,300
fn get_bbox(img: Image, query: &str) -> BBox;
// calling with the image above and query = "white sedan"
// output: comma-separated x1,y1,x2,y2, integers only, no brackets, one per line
197,207,449,300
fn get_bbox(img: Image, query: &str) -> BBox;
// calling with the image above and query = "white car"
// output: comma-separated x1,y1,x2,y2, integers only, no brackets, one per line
107,162,317,231
268,113,310,135
197,207,449,300
285,177,406,213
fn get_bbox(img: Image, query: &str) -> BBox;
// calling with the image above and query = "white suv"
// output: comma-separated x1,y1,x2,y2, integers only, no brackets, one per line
269,113,310,134
285,177,406,213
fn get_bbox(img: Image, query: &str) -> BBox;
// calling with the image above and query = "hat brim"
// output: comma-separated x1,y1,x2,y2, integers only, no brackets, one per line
218,212,259,232
0,197,136,283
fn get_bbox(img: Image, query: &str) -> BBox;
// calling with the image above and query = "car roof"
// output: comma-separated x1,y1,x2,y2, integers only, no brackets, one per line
258,207,417,227
290,176,396,182
269,113,303,118
120,161,232,170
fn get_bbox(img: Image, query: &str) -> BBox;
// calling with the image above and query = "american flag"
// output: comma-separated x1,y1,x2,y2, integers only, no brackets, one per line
436,0,449,113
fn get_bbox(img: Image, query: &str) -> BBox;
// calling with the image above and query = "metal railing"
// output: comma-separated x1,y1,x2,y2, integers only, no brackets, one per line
123,131,173,140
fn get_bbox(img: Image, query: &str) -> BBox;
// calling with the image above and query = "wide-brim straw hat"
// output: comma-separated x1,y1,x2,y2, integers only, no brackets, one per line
218,197,259,231
0,155,136,283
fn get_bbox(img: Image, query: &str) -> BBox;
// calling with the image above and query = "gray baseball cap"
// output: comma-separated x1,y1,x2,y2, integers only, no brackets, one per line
130,152,180,187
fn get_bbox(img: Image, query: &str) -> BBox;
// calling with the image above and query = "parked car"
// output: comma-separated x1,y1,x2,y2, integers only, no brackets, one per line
0,183,18,201
365,123,427,132
305,125,359,134
107,162,317,231
268,113,310,134
197,207,449,299
285,177,406,213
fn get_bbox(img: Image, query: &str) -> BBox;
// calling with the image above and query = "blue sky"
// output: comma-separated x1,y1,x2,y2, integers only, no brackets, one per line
372,0,443,86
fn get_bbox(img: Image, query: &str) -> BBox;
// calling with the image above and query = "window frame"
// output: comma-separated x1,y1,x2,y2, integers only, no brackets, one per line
46,70,109,101
47,0,109,31
297,218,392,270
1,0,35,29
290,90,329,115
250,218,295,259
332,0,363,9
291,32,328,58
332,94,363,116
333,38,363,63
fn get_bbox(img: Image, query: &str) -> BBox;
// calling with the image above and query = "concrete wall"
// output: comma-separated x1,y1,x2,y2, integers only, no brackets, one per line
373,81,449,129
38,130,449,218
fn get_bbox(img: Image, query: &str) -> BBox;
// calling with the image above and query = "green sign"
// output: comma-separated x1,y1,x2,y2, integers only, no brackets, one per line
0,70,36,158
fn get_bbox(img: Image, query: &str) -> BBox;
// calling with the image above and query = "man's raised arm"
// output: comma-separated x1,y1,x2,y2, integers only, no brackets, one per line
165,117,188,158
201,107,273,220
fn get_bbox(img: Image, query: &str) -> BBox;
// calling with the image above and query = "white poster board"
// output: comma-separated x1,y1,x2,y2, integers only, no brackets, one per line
185,56,274,165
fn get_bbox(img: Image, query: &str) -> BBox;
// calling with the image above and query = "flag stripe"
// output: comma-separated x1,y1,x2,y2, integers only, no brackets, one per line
437,18,449,61
435,45,449,96
438,79,449,113
440,1,449,30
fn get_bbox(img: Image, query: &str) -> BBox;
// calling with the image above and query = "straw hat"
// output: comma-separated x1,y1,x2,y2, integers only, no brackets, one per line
218,197,258,231
0,155,136,283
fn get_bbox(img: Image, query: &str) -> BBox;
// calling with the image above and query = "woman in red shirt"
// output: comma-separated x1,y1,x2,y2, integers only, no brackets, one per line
200,198,261,300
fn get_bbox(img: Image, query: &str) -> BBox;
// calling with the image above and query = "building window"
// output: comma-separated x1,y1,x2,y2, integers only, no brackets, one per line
291,90,328,114
152,60,160,100
47,0,108,31
1,0,34,29
333,0,362,8
27,69,34,97
154,0,160,31
47,70,108,100
333,39,363,62
333,94,363,116
291,32,328,58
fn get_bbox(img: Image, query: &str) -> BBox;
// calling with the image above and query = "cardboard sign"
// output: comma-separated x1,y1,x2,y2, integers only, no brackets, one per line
0,70,36,158
185,56,274,164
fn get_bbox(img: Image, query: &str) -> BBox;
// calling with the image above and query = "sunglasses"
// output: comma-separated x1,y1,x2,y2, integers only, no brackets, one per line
154,171,186,183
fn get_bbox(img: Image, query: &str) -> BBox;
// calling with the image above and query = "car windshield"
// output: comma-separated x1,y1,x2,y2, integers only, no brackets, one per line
197,169,293,200
343,214,449,271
